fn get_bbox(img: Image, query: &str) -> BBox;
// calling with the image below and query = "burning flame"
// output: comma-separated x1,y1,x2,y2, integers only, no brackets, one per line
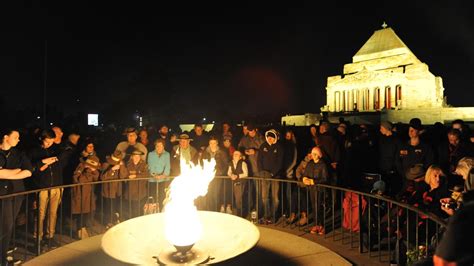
164,159,216,247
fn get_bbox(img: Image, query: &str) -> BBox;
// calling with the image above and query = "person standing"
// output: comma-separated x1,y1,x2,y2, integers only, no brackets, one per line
157,125,172,152
237,124,264,215
170,134,198,176
0,128,33,265
28,129,64,248
378,121,401,196
437,129,471,189
257,129,284,224
138,128,154,152
282,130,298,222
115,128,147,162
303,147,330,235
227,150,248,216
189,123,209,155
395,118,434,198
124,150,149,218
101,150,128,228
147,139,171,209
202,136,229,212
71,155,100,239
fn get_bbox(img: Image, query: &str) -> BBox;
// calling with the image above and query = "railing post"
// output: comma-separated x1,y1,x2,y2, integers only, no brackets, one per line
331,188,335,241
368,197,372,257
341,190,344,244
36,192,41,256
358,193,363,253
377,198,381,262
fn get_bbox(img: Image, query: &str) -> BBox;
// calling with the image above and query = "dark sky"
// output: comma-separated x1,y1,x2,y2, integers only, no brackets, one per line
2,1,474,123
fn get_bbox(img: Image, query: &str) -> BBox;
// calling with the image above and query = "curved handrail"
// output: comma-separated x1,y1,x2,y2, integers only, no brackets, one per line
0,175,448,227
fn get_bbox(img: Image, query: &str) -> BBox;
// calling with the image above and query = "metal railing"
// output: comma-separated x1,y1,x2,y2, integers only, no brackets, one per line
0,176,447,265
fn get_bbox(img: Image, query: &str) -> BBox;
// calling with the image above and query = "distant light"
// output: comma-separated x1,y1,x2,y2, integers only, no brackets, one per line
37,116,41,119
203,118,206,121
50,123,53,126
212,121,215,124
76,99,80,102
88,114,99,127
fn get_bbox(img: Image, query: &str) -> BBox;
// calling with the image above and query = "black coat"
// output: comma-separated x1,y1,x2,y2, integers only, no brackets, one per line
28,145,64,188
258,142,284,177
303,160,329,184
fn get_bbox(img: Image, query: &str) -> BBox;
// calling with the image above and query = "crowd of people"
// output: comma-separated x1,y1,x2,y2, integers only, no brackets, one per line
1,117,474,265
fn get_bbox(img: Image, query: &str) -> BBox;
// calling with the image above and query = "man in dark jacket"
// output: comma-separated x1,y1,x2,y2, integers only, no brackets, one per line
1,128,33,265
28,129,64,248
317,122,340,185
378,121,401,196
257,129,284,224
437,129,471,189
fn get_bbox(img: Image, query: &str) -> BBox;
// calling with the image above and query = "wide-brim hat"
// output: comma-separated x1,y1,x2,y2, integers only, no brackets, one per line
106,150,123,165
246,124,256,131
123,127,137,135
129,149,144,156
405,164,425,180
409,118,423,131
85,155,100,169
371,180,386,194
177,133,193,141
449,185,464,193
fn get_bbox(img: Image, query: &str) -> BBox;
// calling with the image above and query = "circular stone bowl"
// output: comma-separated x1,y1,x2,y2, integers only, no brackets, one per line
101,211,260,265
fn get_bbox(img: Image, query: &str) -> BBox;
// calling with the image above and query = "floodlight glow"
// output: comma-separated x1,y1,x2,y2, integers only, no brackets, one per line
88,114,99,126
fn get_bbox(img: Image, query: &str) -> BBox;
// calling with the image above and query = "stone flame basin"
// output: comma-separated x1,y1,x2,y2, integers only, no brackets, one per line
101,211,260,265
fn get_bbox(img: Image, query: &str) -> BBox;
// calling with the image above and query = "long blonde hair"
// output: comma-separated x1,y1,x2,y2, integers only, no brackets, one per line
456,157,474,180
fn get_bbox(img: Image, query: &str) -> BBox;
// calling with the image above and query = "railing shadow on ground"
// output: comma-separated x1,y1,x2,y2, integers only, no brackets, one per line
0,176,447,265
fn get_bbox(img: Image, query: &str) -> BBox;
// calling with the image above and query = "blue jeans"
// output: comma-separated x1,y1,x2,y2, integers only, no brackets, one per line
259,171,279,220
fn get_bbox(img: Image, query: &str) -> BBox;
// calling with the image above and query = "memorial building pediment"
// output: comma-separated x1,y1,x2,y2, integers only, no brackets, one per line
332,69,395,87
324,24,445,113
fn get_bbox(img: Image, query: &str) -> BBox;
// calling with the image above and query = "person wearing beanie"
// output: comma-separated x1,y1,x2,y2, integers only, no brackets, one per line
257,129,284,224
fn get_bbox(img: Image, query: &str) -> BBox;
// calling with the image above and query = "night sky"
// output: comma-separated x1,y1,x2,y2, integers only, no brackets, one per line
2,1,474,124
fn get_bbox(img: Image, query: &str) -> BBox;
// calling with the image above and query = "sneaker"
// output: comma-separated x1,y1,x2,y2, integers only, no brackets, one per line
44,238,60,249
114,213,121,224
219,205,225,213
286,213,296,224
298,212,308,226
310,225,322,234
225,205,233,214
258,218,273,225
6,256,22,265
78,227,90,239
318,227,325,235
6,247,17,255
